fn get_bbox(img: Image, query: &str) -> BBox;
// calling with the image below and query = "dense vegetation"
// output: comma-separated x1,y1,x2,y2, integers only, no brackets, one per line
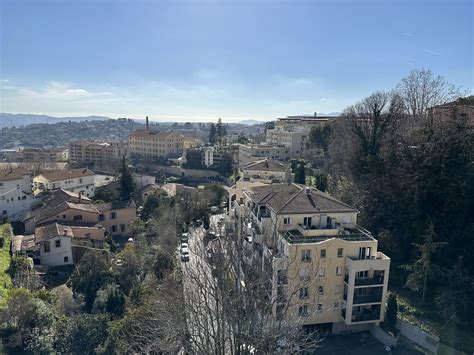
323,70,473,348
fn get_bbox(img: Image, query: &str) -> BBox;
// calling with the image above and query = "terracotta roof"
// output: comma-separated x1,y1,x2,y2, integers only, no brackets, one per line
0,167,30,181
129,130,176,138
95,199,136,212
35,221,105,243
248,183,357,214
243,158,289,172
39,168,95,182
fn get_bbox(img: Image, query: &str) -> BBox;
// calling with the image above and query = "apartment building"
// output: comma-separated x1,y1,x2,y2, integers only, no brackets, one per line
23,189,136,237
265,126,306,157
275,113,337,130
0,167,38,222
234,183,390,333
33,168,96,197
183,136,201,149
69,140,128,164
22,147,69,163
238,143,290,167
240,158,292,183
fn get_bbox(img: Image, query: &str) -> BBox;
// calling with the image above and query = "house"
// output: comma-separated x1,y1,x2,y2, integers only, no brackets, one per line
238,143,290,167
26,222,106,266
0,167,39,222
240,158,292,183
23,189,136,236
233,183,390,333
161,183,198,198
33,168,96,197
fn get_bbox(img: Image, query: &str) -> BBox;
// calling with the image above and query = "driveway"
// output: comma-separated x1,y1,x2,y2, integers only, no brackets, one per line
314,331,422,355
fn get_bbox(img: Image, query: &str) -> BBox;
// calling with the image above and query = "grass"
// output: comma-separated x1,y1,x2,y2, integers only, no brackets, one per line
392,286,474,353
0,223,13,307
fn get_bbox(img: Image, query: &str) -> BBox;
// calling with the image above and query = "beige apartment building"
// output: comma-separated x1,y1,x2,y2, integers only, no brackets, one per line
128,130,184,158
265,127,306,157
21,147,69,163
233,183,390,333
69,140,128,164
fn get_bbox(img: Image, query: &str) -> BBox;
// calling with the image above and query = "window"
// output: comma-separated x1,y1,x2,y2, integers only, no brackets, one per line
276,304,285,321
55,240,61,248
99,214,105,221
63,214,66,219
335,284,341,294
316,304,323,313
2,210,7,215
277,286,286,302
277,270,288,285
318,285,324,295
301,250,311,262
0,183,3,187
111,225,117,233
320,249,326,258
300,270,310,283
319,267,325,277
298,305,309,317
44,241,50,253
299,287,309,299
283,217,291,225
337,248,344,258
120,224,125,233
79,178,83,183
111,212,117,220
336,266,342,276
17,196,21,201
64,256,69,263
303,216,312,227
73,215,83,221
22,195,26,200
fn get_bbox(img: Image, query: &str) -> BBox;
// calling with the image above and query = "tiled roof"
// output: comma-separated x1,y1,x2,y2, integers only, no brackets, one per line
39,168,95,182
0,167,30,181
243,158,289,172
248,183,357,214
95,199,136,212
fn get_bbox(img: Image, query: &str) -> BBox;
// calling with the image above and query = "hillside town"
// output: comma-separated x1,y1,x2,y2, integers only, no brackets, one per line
1,70,473,352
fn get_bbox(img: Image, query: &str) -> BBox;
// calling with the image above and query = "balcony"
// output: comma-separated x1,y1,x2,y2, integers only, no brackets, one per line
283,227,375,244
355,275,384,286
353,290,383,305
352,311,381,322
345,252,390,274
297,223,340,237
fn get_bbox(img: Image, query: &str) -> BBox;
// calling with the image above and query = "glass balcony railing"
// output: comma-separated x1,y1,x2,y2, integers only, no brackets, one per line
352,293,383,305
351,311,381,322
354,275,384,286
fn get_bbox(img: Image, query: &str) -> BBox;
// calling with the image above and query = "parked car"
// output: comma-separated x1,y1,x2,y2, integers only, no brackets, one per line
181,242,188,249
181,233,188,243
181,250,189,262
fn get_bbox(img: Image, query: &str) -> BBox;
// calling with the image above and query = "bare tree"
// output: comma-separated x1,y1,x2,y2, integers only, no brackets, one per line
397,68,463,120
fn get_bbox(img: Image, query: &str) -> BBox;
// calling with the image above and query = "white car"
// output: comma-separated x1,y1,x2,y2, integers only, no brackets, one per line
181,242,188,249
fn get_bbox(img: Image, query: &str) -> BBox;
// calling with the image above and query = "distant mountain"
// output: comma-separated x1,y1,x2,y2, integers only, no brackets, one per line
0,113,111,128
238,119,268,125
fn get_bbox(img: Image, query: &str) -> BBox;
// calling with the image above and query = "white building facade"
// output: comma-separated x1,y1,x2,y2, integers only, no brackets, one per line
0,167,37,222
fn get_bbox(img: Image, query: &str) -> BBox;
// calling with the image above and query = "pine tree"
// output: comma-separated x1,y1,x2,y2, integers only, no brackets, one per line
209,123,217,145
119,157,134,200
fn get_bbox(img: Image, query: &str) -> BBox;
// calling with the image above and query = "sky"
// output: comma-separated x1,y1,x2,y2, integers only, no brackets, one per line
0,0,472,122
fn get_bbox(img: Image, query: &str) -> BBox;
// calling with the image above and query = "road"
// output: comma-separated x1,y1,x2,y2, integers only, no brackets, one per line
180,213,229,353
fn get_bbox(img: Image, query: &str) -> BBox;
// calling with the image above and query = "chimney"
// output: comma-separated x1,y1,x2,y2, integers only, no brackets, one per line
64,229,68,236
146,116,149,132
314,112,317,117
305,186,311,195
78,191,82,203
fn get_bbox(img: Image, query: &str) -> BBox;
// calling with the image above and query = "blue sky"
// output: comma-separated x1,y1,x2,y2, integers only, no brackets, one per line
0,0,472,122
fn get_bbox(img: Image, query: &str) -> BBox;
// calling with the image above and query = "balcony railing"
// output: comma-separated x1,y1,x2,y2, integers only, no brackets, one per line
355,275,384,286
351,311,381,322
284,227,374,244
352,293,383,305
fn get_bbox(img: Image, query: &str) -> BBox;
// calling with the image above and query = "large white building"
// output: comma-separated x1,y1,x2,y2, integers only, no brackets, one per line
33,168,96,197
238,144,290,167
0,167,38,222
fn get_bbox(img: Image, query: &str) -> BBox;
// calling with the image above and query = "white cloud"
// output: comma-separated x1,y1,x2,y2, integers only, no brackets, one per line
423,49,441,56
404,32,415,37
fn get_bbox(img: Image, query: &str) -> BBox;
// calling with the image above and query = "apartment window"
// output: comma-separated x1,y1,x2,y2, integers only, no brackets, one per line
298,305,309,317
336,266,342,276
319,267,325,277
299,287,309,299
22,196,26,200
73,215,83,221
18,196,21,201
337,248,344,258
55,240,61,248
63,214,66,219
277,286,286,302
356,270,369,278
316,304,323,313
111,212,117,220
300,269,310,283
44,241,50,253
99,214,105,221
0,183,3,187
276,304,285,321
301,250,311,262
283,217,291,225
111,225,117,233
2,210,6,215
64,256,69,263
320,249,326,258
303,216,312,227
318,285,324,295
335,285,341,294
277,270,288,285
79,178,83,183
120,224,125,233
